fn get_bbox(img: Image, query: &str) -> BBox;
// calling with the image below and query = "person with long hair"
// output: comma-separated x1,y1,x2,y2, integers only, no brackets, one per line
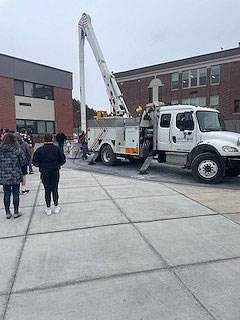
0,133,27,219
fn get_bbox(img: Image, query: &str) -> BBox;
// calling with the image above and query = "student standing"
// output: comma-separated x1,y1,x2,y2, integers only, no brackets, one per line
26,129,35,174
14,132,31,193
33,133,66,216
0,133,27,219
56,129,67,153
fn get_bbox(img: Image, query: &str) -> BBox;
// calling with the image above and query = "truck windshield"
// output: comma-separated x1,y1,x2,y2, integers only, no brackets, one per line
196,111,226,132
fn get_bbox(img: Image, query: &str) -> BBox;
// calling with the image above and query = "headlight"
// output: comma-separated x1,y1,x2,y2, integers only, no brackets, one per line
222,146,239,152
237,137,240,146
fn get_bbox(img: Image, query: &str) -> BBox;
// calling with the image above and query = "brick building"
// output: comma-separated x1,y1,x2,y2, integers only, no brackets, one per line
0,53,73,138
115,46,240,132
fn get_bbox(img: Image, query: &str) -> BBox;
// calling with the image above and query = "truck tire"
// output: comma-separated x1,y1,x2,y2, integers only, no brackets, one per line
191,152,226,184
101,145,117,166
225,168,240,177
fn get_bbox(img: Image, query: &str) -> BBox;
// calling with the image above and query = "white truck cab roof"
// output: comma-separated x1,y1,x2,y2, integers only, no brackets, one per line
160,105,219,113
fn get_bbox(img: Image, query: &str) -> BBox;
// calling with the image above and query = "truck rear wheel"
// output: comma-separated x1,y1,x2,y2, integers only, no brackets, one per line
191,152,226,184
101,145,117,166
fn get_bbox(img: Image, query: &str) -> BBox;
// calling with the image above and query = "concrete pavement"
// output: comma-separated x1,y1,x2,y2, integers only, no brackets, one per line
0,168,240,319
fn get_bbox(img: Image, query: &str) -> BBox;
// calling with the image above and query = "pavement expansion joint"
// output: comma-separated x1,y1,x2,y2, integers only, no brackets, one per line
11,267,168,296
172,254,240,270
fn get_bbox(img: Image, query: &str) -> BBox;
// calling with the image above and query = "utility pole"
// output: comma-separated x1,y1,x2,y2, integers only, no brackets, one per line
78,19,87,133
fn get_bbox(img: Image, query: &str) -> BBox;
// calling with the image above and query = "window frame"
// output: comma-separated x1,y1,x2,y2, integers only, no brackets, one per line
160,113,171,128
234,99,240,113
210,95,219,109
182,67,207,89
148,87,153,103
14,80,54,100
171,72,179,90
171,100,178,105
211,65,220,85
16,119,55,134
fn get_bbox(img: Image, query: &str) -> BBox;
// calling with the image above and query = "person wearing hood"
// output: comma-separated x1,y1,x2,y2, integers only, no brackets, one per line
14,132,31,194
0,133,27,219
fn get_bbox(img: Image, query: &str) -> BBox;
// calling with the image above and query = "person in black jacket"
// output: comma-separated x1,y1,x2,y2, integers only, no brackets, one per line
32,133,66,216
14,132,31,193
56,129,67,153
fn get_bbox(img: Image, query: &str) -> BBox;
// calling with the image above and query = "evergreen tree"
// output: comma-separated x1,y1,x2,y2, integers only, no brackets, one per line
72,99,96,129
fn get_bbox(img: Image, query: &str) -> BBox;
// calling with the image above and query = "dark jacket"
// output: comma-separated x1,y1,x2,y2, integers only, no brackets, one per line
32,143,66,172
56,132,67,144
0,145,27,185
14,133,31,165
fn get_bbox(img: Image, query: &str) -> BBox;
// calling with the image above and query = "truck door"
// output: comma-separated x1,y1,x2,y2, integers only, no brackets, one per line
171,110,196,152
157,113,172,151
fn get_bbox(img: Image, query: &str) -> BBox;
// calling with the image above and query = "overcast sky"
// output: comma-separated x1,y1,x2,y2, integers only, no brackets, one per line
1,0,240,112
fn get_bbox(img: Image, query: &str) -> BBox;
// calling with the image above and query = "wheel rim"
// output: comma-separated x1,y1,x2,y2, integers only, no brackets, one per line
198,160,218,179
103,150,111,163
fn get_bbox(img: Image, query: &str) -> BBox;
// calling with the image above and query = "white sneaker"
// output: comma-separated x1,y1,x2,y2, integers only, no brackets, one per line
45,208,52,216
54,206,61,214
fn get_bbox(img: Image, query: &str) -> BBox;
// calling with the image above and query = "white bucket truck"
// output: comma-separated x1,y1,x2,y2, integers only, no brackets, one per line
88,104,240,183
78,13,240,184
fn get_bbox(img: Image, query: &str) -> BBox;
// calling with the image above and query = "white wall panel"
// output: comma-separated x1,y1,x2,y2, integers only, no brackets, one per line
15,96,55,121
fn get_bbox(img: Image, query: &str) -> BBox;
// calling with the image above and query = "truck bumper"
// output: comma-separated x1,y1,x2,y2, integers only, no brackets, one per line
227,158,240,170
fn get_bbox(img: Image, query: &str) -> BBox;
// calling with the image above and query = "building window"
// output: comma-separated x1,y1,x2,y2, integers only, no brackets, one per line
210,96,219,109
182,97,206,106
25,120,34,133
16,119,55,134
211,66,220,84
158,86,162,102
37,121,46,134
182,68,207,88
182,98,189,105
149,87,153,103
46,121,55,134
160,114,171,128
24,82,33,97
14,80,24,96
182,71,189,88
16,119,25,132
198,97,206,106
171,72,179,90
33,84,53,100
199,68,207,86
14,80,54,100
171,100,178,105
234,100,240,113
190,98,197,106
190,69,198,87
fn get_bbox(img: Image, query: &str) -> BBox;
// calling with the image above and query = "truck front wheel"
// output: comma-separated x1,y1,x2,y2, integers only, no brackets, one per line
101,145,117,166
191,152,226,184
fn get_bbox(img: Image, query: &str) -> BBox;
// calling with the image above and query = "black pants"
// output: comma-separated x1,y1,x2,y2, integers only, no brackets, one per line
3,184,20,214
41,170,60,208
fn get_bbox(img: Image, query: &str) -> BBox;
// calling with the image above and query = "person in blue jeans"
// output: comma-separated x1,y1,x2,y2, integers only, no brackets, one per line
56,129,67,153
0,133,27,219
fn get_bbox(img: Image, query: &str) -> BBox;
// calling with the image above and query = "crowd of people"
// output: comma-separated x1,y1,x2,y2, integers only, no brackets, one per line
0,128,67,219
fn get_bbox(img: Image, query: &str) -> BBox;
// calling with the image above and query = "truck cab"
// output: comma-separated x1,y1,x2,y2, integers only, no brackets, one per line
157,105,240,183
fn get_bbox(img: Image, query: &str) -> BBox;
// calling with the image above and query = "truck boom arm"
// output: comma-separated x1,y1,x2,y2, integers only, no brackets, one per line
78,13,130,126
